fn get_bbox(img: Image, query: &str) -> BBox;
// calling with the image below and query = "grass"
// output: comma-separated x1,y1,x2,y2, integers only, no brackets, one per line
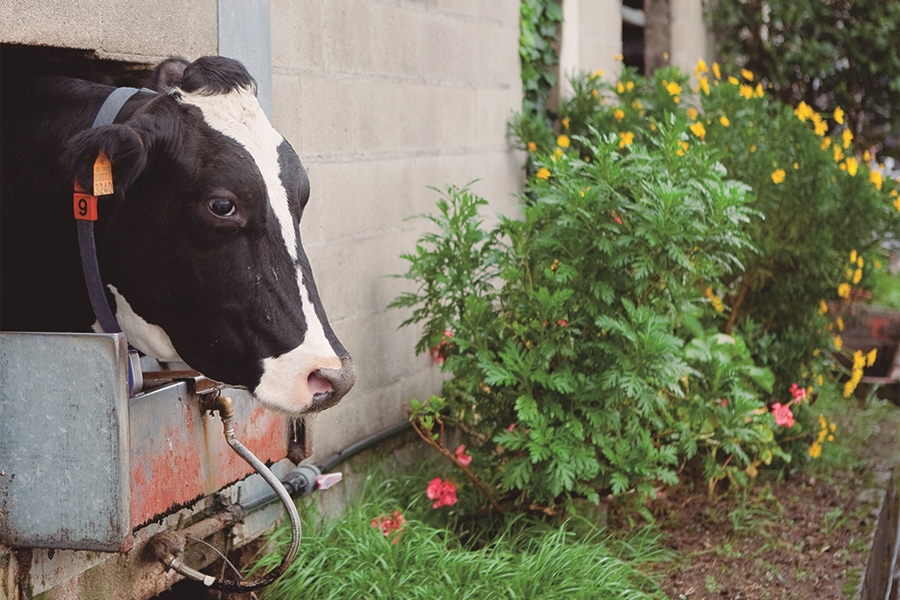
250,461,668,599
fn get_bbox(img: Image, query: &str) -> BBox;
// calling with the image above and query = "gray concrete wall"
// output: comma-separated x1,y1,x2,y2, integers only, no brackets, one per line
270,1,525,461
0,0,217,62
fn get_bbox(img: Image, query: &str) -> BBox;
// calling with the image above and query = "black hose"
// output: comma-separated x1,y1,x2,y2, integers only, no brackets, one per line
239,419,412,514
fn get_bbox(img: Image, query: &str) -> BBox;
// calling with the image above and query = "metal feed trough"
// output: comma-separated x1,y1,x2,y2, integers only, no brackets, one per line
0,331,308,597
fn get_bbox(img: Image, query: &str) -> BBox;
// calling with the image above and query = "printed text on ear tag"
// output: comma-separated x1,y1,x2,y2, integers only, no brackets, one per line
93,150,114,196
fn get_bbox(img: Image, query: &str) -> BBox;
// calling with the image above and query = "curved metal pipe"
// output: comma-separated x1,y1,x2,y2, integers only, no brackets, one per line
149,396,301,593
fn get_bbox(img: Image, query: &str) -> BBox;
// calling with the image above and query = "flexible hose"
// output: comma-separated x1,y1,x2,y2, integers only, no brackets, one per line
151,397,302,593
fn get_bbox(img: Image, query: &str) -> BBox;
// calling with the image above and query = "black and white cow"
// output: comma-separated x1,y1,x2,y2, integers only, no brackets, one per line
0,56,356,414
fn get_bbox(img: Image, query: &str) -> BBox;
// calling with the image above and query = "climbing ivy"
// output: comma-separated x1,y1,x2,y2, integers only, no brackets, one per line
519,0,563,117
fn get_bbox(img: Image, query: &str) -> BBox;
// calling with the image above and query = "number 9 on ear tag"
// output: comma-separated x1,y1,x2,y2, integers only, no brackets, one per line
93,150,114,196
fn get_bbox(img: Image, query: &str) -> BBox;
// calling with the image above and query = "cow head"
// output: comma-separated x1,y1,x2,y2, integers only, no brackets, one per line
63,56,355,414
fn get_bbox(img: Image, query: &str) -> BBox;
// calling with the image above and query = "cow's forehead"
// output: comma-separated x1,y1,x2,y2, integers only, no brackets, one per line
175,86,298,260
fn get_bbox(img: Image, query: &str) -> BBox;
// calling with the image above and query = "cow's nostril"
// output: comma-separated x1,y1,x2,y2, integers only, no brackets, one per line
313,358,357,400
308,371,334,396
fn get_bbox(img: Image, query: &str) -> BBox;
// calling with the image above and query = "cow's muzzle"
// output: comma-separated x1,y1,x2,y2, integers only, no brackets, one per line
308,355,357,412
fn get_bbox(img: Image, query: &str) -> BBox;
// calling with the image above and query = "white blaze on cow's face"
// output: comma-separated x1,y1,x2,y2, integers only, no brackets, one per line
176,85,348,414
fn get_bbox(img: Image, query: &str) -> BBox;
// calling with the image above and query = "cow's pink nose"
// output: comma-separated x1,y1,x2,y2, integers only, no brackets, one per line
309,357,357,410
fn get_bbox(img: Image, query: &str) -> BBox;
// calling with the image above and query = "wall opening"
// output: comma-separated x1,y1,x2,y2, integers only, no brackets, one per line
0,43,155,87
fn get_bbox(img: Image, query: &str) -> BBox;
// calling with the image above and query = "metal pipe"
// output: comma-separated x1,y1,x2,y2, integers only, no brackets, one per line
149,396,302,593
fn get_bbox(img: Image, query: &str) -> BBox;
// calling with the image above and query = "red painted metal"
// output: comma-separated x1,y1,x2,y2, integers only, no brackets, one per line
129,383,288,529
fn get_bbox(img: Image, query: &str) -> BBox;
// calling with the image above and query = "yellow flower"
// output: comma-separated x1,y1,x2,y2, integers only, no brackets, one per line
850,249,857,263
771,168,786,184
845,157,858,176
821,137,832,150
837,283,852,299
666,81,682,96
626,81,635,91
614,54,624,61
557,134,570,149
833,145,844,163
834,106,844,124
591,68,604,79
834,334,844,350
728,76,740,85
842,129,853,149
836,316,844,331
617,82,625,93
793,162,799,169
794,101,814,122
618,131,635,148
527,141,537,152
688,107,698,120
867,348,878,367
864,150,871,162
536,167,551,180
857,255,864,268
592,89,599,99
830,422,837,433
741,68,754,81
720,115,730,127
809,442,822,459
818,374,824,385
739,84,753,99
853,268,863,284
562,117,570,129
631,100,643,109
704,286,724,312
870,170,884,190
755,83,764,97
818,300,828,315
699,77,710,95
614,109,625,121
696,58,709,74
895,196,900,213
712,62,721,80
690,122,706,140
811,113,828,136
750,145,757,153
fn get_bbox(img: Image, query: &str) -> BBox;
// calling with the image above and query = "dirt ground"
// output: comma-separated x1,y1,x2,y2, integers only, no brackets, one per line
640,400,900,600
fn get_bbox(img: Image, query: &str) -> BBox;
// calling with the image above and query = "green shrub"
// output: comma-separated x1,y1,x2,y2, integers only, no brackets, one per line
394,61,899,514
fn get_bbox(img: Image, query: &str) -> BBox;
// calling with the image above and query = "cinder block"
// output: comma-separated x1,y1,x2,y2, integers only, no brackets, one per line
270,0,325,70
1,0,101,50
100,0,216,60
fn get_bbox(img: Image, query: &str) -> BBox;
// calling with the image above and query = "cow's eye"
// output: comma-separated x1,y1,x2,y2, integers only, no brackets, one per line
208,197,236,217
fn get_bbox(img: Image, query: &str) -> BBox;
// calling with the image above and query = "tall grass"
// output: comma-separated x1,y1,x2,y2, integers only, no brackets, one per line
250,464,667,599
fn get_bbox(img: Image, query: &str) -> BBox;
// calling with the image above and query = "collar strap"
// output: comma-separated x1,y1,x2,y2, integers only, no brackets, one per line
73,87,146,334
74,87,155,396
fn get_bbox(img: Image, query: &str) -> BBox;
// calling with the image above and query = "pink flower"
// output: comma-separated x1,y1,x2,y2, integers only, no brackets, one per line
557,319,568,327
429,330,453,365
771,402,795,428
507,423,516,432
789,383,807,402
719,398,728,407
371,510,406,544
426,477,458,509
454,444,473,467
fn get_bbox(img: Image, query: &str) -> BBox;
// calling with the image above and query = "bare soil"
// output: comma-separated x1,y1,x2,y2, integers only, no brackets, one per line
636,400,900,600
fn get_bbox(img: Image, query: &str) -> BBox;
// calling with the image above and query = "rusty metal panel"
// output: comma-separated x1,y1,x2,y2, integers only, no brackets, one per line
0,332,131,551
129,384,289,528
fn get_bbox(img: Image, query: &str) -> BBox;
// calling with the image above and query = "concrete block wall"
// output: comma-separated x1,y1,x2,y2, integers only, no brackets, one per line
268,0,525,461
0,0,217,62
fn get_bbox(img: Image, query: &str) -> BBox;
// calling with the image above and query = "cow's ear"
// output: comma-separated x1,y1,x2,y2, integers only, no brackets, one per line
63,124,149,197
149,57,190,93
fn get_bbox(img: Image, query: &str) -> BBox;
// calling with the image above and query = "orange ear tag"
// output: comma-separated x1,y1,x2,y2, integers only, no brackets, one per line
93,150,114,196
